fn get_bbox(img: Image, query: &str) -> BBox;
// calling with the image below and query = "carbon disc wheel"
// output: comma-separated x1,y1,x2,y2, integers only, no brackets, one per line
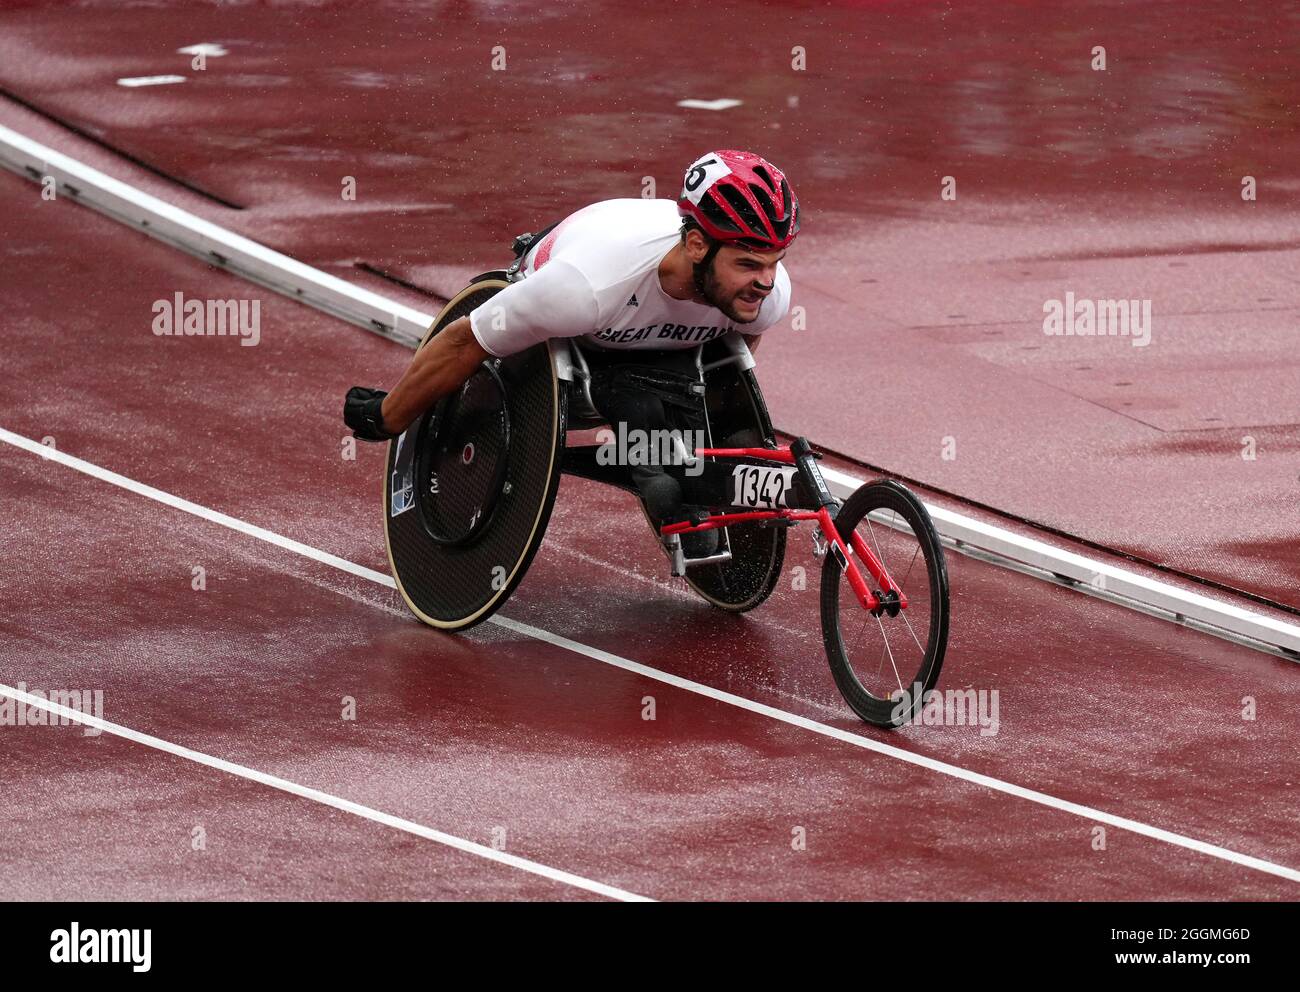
383,277,567,631
413,362,511,547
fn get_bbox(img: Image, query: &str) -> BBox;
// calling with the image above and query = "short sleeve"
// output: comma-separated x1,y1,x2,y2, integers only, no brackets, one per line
468,260,600,358
744,262,792,335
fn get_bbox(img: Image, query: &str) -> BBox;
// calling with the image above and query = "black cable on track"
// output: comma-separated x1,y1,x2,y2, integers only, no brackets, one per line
0,85,244,210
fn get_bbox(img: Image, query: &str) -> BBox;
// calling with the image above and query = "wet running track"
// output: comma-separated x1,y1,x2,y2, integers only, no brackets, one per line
0,1,1297,900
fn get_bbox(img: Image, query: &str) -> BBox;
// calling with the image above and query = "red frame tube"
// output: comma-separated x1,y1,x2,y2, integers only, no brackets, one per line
661,444,911,613
695,446,796,464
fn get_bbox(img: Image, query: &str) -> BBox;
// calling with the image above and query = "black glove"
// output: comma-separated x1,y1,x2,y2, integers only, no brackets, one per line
343,386,398,442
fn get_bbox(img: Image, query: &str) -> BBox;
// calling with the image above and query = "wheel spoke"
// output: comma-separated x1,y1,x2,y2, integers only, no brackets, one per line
839,565,893,690
874,614,905,697
848,612,872,661
898,608,926,655
898,543,922,593
865,516,888,576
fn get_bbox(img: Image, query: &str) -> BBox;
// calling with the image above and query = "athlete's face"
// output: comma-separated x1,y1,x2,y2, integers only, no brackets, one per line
693,239,786,324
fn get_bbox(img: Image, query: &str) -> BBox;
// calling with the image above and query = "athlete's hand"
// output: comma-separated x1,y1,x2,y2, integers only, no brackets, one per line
343,386,398,442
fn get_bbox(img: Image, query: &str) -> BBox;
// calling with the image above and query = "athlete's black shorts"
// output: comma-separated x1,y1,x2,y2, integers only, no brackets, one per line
578,342,710,527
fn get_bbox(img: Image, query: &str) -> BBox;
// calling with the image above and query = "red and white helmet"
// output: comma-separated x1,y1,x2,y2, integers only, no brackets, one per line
677,150,800,251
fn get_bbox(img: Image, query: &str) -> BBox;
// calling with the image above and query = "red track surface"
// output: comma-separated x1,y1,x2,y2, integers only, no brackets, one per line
2,0,1297,605
1,1,1297,901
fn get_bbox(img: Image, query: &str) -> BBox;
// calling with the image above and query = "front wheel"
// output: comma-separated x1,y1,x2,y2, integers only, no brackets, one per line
820,480,950,728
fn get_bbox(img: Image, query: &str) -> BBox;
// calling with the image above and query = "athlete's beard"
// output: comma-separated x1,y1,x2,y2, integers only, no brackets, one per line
693,254,756,324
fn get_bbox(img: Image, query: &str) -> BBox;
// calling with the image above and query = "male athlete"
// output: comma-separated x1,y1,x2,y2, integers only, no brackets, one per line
343,149,799,556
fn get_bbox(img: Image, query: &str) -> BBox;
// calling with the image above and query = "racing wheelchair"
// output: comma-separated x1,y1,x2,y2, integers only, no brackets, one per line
382,240,949,728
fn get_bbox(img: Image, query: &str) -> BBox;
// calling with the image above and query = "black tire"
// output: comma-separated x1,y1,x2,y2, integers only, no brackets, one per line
670,346,785,612
384,277,567,631
819,480,949,728
636,496,786,613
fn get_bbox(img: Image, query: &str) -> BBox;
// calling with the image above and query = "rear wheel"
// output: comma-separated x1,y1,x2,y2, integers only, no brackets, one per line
819,480,949,728
384,278,566,631
636,495,785,613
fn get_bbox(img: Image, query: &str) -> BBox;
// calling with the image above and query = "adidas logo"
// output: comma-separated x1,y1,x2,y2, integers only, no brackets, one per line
626,294,639,307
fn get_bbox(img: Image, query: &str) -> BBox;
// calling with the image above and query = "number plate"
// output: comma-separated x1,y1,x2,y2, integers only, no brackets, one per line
731,465,797,509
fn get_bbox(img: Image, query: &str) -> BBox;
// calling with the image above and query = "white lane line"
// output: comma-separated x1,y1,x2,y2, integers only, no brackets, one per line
677,98,742,111
4,424,1298,887
0,683,649,903
492,615,1300,885
1,428,394,590
116,76,187,88
177,44,228,57
0,429,652,902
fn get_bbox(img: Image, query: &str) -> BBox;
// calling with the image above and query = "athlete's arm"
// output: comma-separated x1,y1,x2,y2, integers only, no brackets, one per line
742,332,761,355
380,316,491,434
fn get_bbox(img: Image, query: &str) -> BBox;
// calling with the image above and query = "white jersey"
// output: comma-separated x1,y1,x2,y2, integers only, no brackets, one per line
467,198,791,357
